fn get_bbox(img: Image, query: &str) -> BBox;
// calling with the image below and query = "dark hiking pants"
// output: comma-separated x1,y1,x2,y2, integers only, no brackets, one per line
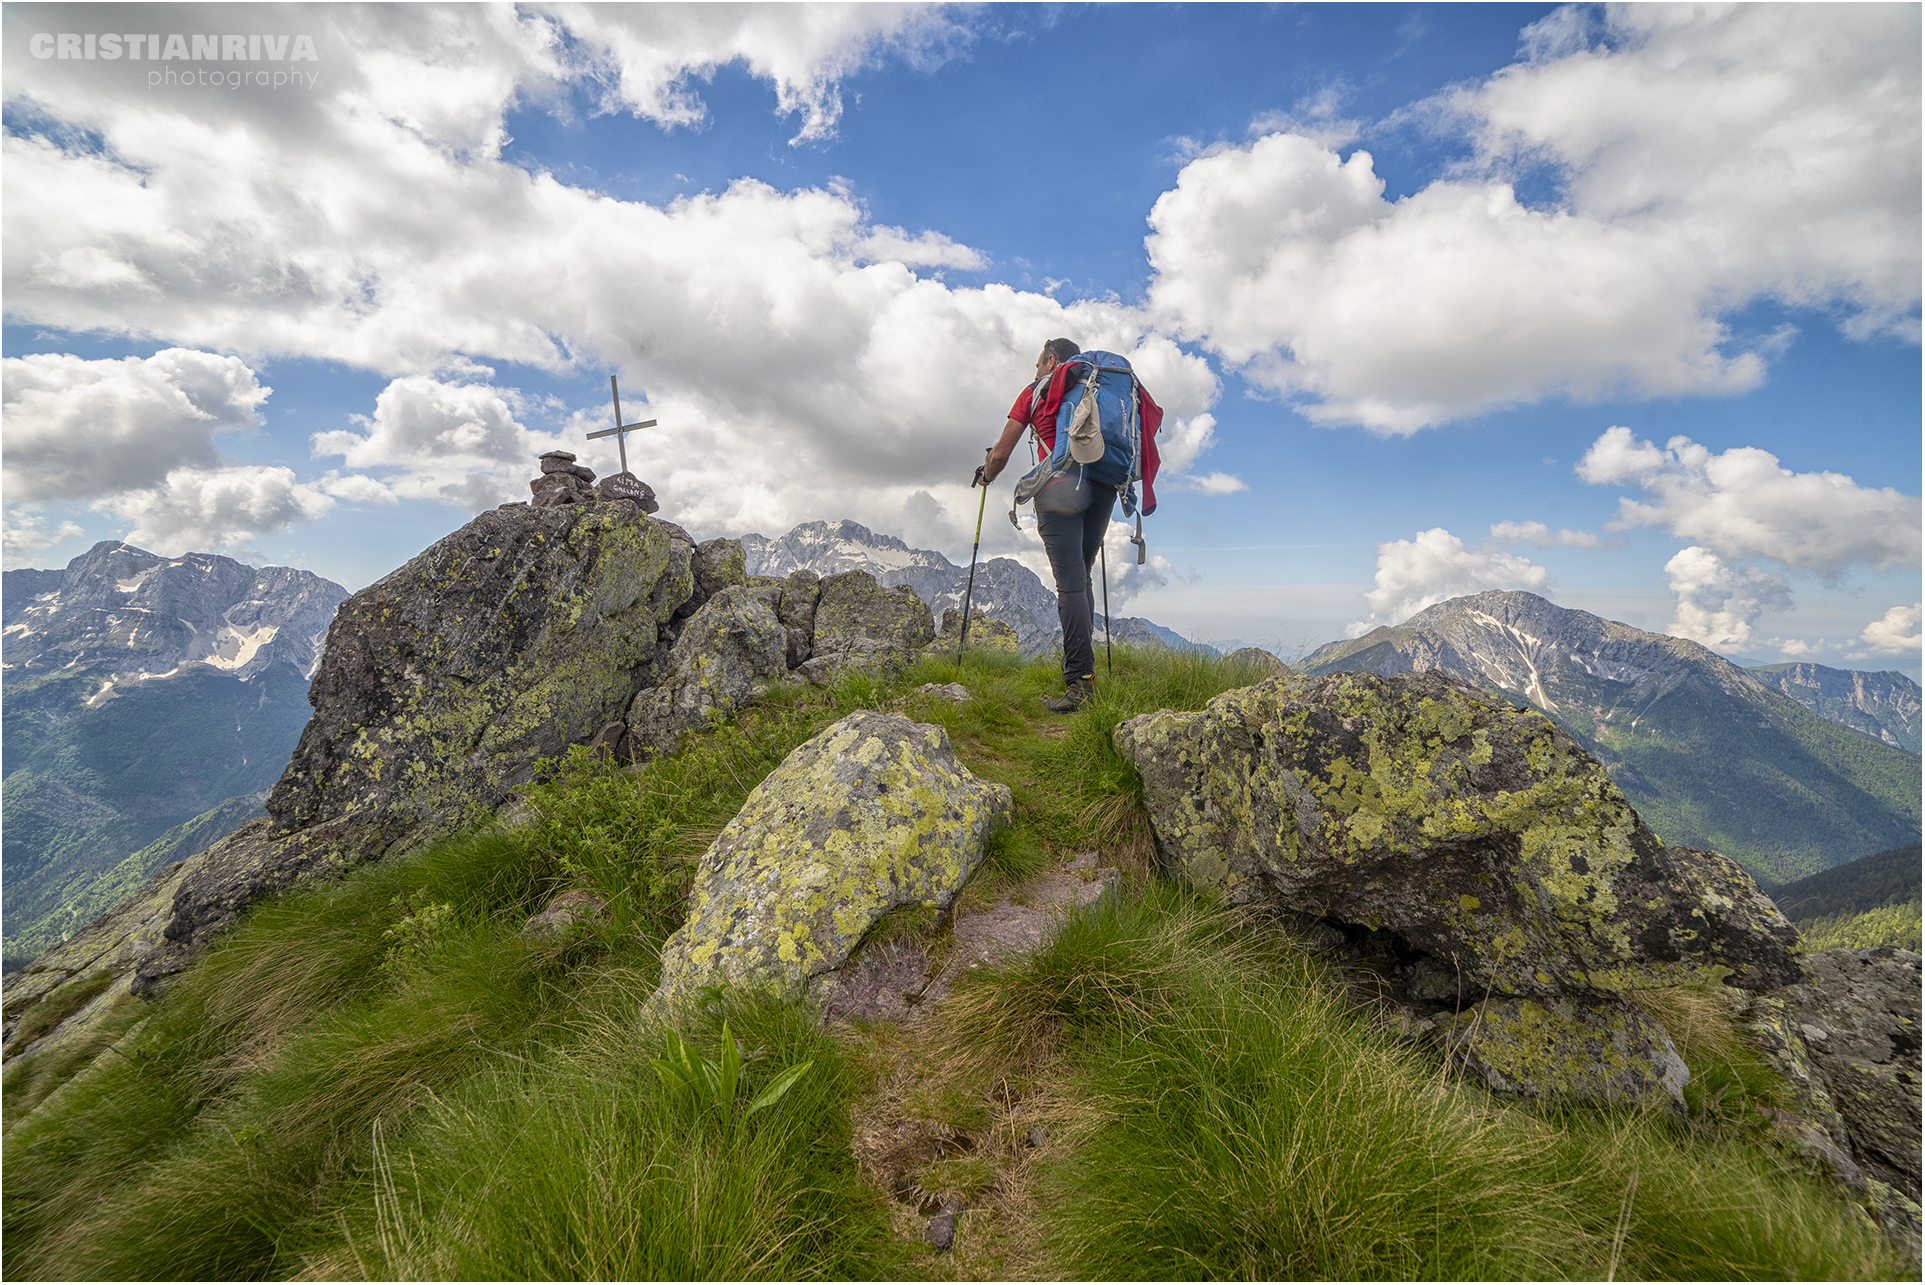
1035,471,1117,687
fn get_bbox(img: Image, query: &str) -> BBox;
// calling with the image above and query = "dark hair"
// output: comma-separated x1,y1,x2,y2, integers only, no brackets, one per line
1043,337,1081,364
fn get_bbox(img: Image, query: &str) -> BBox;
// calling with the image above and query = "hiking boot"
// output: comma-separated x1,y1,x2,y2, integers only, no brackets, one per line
1041,678,1093,713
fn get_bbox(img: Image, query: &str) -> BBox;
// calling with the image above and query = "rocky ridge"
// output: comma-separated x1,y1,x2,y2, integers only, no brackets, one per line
1302,591,1920,883
1749,662,1922,753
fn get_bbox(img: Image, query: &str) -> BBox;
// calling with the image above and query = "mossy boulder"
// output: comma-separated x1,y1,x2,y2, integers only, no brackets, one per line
648,711,1012,1012
269,505,693,841
1113,670,1800,999
928,607,1021,655
1441,995,1690,1105
806,570,936,676
628,586,787,756
691,537,748,605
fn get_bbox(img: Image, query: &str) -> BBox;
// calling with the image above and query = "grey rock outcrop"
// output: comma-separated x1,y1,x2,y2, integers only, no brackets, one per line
628,585,787,757
928,607,1021,655
1114,670,1801,1003
800,570,936,679
2,856,189,1056
692,538,748,605
127,504,712,994
741,519,1152,657
1774,947,1921,1200
648,711,1011,1013
1224,646,1290,678
270,504,694,839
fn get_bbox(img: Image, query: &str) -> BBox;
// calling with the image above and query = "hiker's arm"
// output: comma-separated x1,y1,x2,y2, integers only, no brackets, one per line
979,417,1026,485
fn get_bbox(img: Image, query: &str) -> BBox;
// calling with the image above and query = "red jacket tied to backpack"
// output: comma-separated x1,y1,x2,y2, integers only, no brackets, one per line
1007,363,1164,515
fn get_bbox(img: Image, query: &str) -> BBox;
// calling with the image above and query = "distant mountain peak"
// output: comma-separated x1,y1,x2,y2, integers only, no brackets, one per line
2,542,348,690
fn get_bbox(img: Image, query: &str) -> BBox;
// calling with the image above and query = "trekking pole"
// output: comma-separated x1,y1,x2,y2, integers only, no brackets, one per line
1099,540,1113,677
958,448,990,670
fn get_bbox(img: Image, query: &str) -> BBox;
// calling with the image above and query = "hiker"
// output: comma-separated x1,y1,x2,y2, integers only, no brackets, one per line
973,338,1116,711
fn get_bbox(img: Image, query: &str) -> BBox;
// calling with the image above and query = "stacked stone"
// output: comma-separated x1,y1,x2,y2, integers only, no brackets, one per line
523,451,660,513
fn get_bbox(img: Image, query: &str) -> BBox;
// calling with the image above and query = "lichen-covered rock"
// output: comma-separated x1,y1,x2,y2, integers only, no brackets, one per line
928,607,1021,655
777,568,821,629
648,711,1012,1012
809,570,936,672
772,569,823,668
1772,947,1921,1203
692,538,748,603
628,586,787,756
269,504,692,842
1442,995,1690,1104
1113,670,1800,998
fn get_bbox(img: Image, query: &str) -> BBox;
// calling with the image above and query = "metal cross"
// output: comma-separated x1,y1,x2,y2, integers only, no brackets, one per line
588,375,656,476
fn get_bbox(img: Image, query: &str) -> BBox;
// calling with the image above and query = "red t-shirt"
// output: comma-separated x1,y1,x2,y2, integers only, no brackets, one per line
1008,366,1164,515
1007,379,1059,454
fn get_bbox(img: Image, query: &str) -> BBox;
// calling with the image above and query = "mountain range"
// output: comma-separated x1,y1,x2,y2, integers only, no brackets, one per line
1302,591,1920,884
1746,662,1920,752
737,520,1211,656
2,542,346,968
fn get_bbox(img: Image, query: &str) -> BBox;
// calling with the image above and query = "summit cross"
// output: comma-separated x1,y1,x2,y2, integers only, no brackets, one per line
588,375,656,476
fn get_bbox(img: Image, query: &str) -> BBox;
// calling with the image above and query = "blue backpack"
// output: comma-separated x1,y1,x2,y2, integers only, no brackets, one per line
1013,349,1144,497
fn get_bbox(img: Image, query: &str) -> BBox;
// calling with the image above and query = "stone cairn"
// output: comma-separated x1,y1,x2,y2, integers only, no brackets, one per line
520,450,660,513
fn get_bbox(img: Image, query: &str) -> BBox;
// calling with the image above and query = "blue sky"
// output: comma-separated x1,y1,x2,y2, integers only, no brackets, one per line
3,3,1919,674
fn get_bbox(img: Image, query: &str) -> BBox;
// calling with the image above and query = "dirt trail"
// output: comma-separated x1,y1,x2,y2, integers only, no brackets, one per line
830,850,1122,1278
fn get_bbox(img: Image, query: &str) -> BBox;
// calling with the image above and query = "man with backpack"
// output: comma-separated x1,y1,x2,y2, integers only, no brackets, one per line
975,338,1163,712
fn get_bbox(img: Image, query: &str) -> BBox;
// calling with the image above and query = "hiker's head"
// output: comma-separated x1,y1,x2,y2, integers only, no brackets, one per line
1036,337,1080,378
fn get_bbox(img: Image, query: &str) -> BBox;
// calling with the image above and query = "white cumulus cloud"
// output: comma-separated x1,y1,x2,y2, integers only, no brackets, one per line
1489,519,1606,549
1851,602,1923,660
0,9,1229,567
545,2,975,144
1347,527,1550,635
1176,472,1249,496
1577,426,1921,572
94,465,337,556
1143,4,1919,432
1,349,270,502
312,377,577,513
2,511,85,564
1662,546,1791,653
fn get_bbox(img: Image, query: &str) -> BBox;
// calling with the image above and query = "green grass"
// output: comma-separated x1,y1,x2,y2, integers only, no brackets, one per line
931,884,1904,1281
2,643,1907,1281
1796,900,1923,953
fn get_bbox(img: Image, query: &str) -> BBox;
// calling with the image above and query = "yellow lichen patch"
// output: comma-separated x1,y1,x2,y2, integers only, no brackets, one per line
1444,995,1688,1104
648,711,1012,1013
